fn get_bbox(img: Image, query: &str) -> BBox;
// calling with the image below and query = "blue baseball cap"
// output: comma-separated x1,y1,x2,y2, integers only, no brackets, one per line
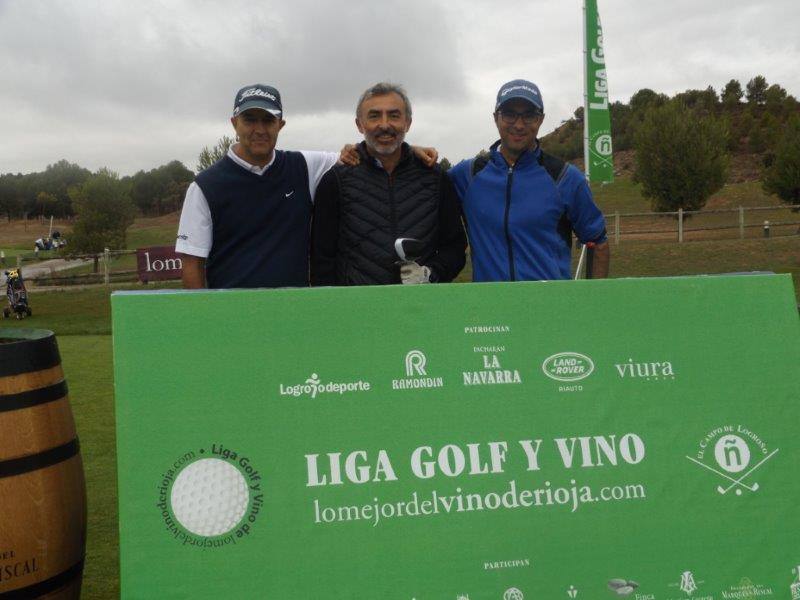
495,79,544,113
233,84,283,117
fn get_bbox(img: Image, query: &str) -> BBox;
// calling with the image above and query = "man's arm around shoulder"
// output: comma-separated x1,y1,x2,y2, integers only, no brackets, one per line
310,169,342,286
425,171,467,282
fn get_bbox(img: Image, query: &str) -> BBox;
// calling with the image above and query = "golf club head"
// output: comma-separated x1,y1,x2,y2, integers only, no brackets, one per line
394,237,424,262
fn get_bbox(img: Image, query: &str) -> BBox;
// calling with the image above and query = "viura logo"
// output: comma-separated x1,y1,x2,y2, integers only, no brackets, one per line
614,358,675,381
542,352,594,382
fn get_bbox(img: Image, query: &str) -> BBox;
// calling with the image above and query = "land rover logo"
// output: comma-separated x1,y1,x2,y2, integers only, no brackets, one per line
542,352,595,382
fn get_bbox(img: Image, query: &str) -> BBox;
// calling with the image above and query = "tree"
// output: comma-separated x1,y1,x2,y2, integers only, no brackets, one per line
197,135,234,172
745,75,768,105
68,169,136,253
674,87,717,112
0,174,24,221
37,160,91,216
748,124,767,153
764,84,788,112
629,88,667,115
721,79,744,106
634,100,728,212
35,191,58,216
438,157,452,171
763,116,800,207
130,160,193,215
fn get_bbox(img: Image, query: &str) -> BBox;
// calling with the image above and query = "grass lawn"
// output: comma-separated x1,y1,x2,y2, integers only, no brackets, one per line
59,335,119,600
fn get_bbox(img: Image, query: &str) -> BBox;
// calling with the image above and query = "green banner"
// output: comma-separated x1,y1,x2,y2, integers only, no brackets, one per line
113,275,800,599
585,0,614,182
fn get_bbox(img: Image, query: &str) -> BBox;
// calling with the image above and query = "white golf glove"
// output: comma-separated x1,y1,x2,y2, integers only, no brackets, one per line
400,262,431,284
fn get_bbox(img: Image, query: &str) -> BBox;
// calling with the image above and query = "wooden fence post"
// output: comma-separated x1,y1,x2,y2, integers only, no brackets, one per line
678,209,684,243
103,248,110,285
739,206,744,239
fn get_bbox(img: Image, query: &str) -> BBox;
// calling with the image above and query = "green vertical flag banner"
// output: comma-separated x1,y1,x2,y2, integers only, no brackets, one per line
112,275,800,599
585,0,614,182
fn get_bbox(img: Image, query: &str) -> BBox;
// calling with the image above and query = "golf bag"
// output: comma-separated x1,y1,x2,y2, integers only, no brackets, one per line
3,268,32,319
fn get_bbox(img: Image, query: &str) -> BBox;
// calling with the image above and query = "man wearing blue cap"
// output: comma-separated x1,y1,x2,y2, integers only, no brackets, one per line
176,83,437,289
448,79,609,281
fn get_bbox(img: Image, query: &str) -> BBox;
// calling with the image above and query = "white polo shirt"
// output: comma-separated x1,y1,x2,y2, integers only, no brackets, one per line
176,146,338,258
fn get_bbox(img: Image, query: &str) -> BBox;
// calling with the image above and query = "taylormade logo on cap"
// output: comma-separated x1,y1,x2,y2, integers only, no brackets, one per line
233,84,283,117
501,85,538,97
496,79,544,113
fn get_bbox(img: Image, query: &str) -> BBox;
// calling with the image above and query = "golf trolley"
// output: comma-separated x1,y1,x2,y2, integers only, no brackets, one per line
3,268,32,319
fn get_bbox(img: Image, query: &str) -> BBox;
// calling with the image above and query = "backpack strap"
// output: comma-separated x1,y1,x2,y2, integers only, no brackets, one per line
538,151,569,184
469,154,490,181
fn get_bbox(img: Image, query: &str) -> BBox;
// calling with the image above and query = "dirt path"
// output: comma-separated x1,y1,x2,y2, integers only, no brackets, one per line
1,258,91,285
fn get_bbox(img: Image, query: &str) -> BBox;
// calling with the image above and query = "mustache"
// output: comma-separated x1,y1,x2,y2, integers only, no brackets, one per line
372,127,398,136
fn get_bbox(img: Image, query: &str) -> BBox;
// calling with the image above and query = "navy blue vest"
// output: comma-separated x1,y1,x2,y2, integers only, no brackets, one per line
195,151,311,288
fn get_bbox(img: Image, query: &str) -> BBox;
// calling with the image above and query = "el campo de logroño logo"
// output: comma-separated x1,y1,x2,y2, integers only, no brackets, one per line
687,425,779,496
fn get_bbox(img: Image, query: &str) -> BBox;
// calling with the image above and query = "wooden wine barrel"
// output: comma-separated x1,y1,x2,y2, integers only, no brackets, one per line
0,329,86,600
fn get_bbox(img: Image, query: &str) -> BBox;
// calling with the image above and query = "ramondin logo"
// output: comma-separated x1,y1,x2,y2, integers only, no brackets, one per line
392,350,443,390
687,425,779,496
406,350,426,376
279,373,371,398
156,443,263,548
542,352,594,382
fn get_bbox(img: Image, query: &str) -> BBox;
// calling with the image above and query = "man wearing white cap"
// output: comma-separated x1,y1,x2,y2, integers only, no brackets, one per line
448,79,609,282
176,83,436,289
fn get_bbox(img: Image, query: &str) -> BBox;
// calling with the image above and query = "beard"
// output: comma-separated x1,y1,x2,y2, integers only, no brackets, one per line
365,127,405,156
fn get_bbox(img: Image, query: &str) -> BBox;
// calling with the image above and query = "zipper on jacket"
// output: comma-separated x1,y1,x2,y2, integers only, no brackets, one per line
504,165,516,281
388,171,398,239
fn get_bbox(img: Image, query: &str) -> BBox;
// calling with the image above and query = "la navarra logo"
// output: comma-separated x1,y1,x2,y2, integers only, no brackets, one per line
687,425,778,496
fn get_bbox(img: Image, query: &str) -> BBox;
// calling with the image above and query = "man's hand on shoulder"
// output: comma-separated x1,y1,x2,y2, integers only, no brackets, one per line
411,146,438,167
339,144,360,166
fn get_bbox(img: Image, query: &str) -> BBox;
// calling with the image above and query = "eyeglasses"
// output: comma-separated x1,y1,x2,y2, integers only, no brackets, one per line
497,109,542,125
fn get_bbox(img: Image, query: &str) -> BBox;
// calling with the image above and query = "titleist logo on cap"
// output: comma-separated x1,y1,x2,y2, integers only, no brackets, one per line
239,87,277,103
501,85,540,97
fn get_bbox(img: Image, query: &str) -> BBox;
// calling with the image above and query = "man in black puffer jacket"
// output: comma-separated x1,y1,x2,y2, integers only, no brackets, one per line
311,82,466,286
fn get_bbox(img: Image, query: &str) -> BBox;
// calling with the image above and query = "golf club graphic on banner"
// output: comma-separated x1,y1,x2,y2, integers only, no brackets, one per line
584,0,614,182
113,275,799,599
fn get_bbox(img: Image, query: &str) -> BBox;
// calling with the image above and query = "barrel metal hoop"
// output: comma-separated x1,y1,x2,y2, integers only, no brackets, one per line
0,333,61,377
0,381,68,414
0,557,84,599
0,438,80,479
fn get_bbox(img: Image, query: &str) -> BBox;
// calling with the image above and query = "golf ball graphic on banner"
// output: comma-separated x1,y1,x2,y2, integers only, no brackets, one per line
157,444,264,547
171,458,249,536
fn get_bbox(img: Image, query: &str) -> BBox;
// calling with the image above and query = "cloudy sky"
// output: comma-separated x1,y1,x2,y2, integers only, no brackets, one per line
1,0,798,176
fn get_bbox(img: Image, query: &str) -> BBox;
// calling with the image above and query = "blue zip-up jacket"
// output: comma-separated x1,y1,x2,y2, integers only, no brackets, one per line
448,141,606,281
